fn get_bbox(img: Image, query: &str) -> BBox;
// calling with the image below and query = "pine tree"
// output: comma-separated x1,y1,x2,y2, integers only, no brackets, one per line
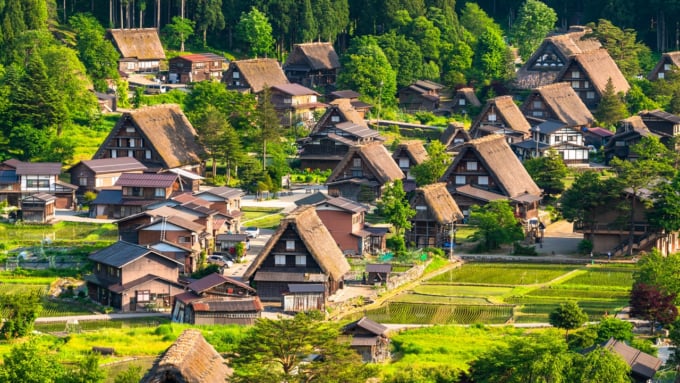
256,86,282,170
594,78,629,128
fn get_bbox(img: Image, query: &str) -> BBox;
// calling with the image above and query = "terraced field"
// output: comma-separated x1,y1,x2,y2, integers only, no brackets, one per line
357,263,636,324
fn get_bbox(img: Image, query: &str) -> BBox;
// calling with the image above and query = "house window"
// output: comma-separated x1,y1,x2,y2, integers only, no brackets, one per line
97,263,101,272
568,136,576,141
554,136,561,142
127,62,135,70
275,255,286,266
111,150,117,158
478,176,489,185
331,116,340,122
233,71,240,78
584,81,590,88
145,150,152,160
466,161,477,171
487,113,497,122
126,127,135,133
416,205,427,211
455,175,466,184
178,236,190,243
128,150,134,157
399,158,410,168
155,188,166,197
117,269,120,277
79,178,88,186
533,100,542,108
665,64,672,71
286,240,295,250
25,178,50,188
129,138,135,147
572,71,580,79
586,91,595,99
353,158,361,168
458,99,466,105
295,255,306,266
124,187,143,197
137,290,150,302
532,111,543,117
659,72,666,79
571,81,579,89
352,169,363,177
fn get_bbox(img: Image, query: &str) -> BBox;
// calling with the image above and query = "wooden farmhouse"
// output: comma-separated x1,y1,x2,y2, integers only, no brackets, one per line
298,98,382,170
242,205,350,302
168,53,226,83
583,127,614,149
194,186,243,231
440,135,542,222
21,193,57,223
171,273,261,325
269,83,326,127
0,160,76,209
648,51,680,80
392,141,429,191
469,96,531,144
137,216,205,273
326,90,373,119
283,42,341,88
439,122,471,153
68,157,147,195
326,142,404,203
85,241,184,312
639,109,680,141
514,82,593,163
224,58,288,93
142,329,230,383
406,183,463,248
445,87,481,116
93,104,206,173
342,317,391,363
398,80,445,113
107,28,165,75
604,116,659,163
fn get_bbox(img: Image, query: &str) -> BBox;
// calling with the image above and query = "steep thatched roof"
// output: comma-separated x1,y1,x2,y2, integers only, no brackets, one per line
231,58,288,93
327,142,404,184
472,96,531,136
143,329,229,383
242,206,350,281
329,98,368,127
439,122,470,148
457,88,481,107
392,141,429,165
530,82,594,126
108,28,165,60
103,104,205,169
284,42,341,70
571,49,630,95
648,51,680,80
414,183,463,224
442,135,541,198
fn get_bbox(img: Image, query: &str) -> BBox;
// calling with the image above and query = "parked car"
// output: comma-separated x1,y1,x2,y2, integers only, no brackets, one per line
207,255,233,268
243,226,260,238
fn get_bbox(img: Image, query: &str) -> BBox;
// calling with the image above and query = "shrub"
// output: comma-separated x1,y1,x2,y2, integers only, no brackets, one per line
154,324,173,336
512,242,538,256
83,191,97,204
578,239,594,254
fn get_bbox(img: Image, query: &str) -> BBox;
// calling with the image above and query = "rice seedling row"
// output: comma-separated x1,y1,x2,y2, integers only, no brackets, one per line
362,302,513,324
427,264,578,285
391,293,491,305
413,284,513,297
523,287,630,300
562,270,633,287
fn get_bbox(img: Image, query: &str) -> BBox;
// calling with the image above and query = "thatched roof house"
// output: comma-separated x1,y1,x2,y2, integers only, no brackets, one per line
522,82,594,127
406,183,463,247
107,28,165,74
392,140,429,190
439,122,471,153
440,135,541,221
565,49,630,95
143,329,229,383
326,142,404,202
445,87,482,116
93,104,206,172
648,51,680,80
284,42,341,87
224,58,288,93
242,205,350,301
469,96,531,142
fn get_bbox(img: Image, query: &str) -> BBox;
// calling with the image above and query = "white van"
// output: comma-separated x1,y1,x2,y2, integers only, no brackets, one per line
145,84,167,94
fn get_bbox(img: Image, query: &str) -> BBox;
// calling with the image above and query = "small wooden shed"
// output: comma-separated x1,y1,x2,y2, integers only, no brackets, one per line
342,317,391,363
21,193,56,223
366,263,392,285
282,283,326,312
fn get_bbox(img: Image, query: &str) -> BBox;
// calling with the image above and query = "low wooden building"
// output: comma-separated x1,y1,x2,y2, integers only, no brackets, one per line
107,28,165,75
68,157,147,195
21,193,56,223
366,264,392,285
585,338,662,383
168,53,226,84
342,317,390,363
398,80,445,113
445,87,481,116
406,183,463,248
242,205,351,302
270,83,326,127
142,329,229,383
282,283,326,312
604,116,658,163
469,96,532,144
648,51,680,81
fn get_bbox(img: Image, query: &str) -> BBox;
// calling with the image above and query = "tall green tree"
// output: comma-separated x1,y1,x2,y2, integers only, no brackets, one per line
510,0,557,61
634,250,680,303
459,2,502,49
194,0,225,47
337,36,397,108
256,86,282,170
377,179,415,238
0,290,42,339
549,301,588,341
236,7,274,57
594,78,629,128
411,140,450,186
298,0,317,42
69,13,121,92
649,171,680,245
568,346,631,383
523,148,569,197
0,342,65,383
232,311,376,383
192,105,229,178
586,19,650,78
377,31,424,87
469,200,524,251
470,27,513,86
311,0,349,42
163,16,195,52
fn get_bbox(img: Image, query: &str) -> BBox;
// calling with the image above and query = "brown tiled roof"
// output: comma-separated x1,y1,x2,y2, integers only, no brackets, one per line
79,157,147,174
443,135,541,199
15,162,62,175
415,183,463,224
530,82,594,126
143,329,229,383
271,83,320,96
89,241,182,268
171,53,225,63
138,215,205,233
327,142,404,184
243,206,350,281
343,316,388,336
472,96,531,137
572,49,630,95
231,58,288,93
393,141,429,165
108,28,165,60
191,296,263,313
25,193,57,202
115,172,178,188
187,272,255,294
640,109,680,124
600,338,662,380
196,186,243,200
286,42,341,70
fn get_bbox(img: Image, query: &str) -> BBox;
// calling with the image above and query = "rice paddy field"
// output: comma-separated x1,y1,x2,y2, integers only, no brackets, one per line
357,262,636,324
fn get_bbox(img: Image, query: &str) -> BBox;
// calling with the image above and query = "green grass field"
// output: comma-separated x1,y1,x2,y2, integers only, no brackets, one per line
427,263,579,285
0,221,117,249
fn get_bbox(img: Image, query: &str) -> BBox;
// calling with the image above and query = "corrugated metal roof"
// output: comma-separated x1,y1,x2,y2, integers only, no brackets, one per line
196,186,243,200
271,83,320,96
366,264,392,273
115,172,178,188
89,241,182,268
15,162,62,175
287,283,325,293
91,189,123,205
81,157,147,173
187,272,254,294
0,170,17,184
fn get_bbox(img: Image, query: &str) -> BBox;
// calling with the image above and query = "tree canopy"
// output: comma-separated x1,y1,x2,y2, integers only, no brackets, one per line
549,301,588,341
469,200,524,251
510,0,558,61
